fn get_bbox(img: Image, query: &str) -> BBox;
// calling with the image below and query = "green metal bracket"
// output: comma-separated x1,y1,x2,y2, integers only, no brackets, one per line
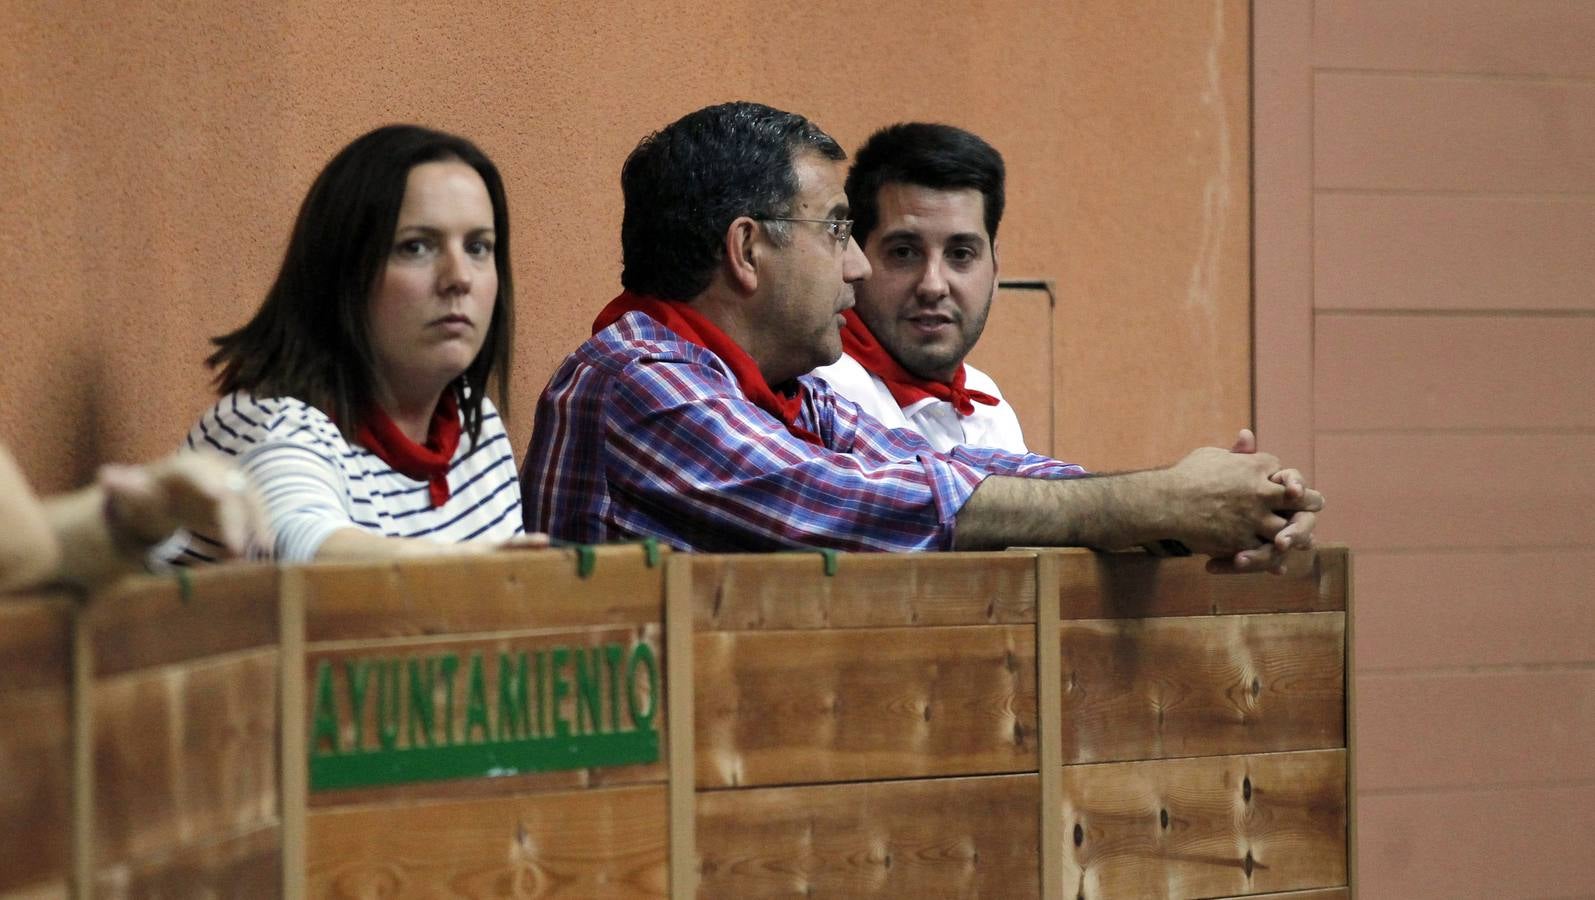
817,548,838,577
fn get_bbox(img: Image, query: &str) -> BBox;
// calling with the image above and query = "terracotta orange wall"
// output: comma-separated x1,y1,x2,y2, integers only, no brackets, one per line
0,1,1249,492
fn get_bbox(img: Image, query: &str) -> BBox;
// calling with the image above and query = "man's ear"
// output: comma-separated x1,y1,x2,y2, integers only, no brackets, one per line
724,216,762,294
990,236,1001,278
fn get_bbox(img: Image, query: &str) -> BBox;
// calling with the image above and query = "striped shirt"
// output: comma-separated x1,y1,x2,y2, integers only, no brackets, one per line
521,312,1086,552
160,392,522,565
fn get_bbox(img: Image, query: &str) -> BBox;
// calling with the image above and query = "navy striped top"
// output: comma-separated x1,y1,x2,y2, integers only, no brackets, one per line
159,391,522,564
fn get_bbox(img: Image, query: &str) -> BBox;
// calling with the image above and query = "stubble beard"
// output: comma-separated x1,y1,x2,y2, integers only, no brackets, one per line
892,282,995,381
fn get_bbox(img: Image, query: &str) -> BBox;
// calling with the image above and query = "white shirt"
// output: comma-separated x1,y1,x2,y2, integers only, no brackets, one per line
812,352,1029,454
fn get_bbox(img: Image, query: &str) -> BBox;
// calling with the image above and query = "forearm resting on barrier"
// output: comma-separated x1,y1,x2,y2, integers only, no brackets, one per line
953,470,1172,551
952,443,1324,569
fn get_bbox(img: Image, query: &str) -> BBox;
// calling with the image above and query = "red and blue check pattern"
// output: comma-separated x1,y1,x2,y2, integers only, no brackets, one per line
521,312,1086,552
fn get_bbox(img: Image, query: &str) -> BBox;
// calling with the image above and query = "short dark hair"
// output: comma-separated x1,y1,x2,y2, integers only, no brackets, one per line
620,101,845,300
846,123,1006,247
208,124,514,444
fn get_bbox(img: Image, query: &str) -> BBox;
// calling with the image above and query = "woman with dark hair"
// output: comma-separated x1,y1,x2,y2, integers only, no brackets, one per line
161,124,538,563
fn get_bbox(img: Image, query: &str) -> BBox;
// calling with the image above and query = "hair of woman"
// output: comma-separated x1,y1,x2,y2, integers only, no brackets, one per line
208,123,514,443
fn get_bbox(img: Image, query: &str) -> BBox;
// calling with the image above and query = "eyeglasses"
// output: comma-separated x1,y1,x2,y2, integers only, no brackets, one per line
759,217,854,246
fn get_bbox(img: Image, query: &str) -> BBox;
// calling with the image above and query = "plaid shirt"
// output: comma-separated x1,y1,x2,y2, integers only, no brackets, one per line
521,312,1086,552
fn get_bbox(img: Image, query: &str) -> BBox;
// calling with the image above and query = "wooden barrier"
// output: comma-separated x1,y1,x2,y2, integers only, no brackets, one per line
2,545,1350,898
684,551,1045,898
290,546,669,897
1045,548,1351,900
0,594,75,897
0,567,284,899
678,548,1351,899
85,567,284,897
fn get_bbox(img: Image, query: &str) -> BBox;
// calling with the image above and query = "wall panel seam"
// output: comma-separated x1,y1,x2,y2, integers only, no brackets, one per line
1317,187,1595,199
1359,778,1595,798
1314,309,1595,319
1359,662,1595,677
1344,546,1595,557
1316,427,1595,436
1324,542,1595,553
1313,65,1595,86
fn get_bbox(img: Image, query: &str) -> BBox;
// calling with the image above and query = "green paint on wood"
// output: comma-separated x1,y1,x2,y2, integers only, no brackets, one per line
311,661,339,755
308,640,660,791
464,652,490,743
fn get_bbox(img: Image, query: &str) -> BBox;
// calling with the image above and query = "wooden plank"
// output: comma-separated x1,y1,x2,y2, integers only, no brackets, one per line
1315,434,1595,551
1354,549,1595,670
1358,783,1595,898
1036,555,1064,900
697,774,1041,899
1315,73,1595,193
279,569,306,900
1061,750,1347,899
306,784,668,897
1060,613,1345,764
0,687,72,897
1314,195,1595,313
695,625,1037,787
1343,553,1358,898
72,601,92,900
1049,548,1345,619
92,821,279,898
1356,669,1595,792
689,552,1037,630
666,556,696,899
1316,315,1595,431
87,565,278,676
301,545,665,642
0,594,73,690
1313,0,1595,78
92,649,279,869
0,601,73,897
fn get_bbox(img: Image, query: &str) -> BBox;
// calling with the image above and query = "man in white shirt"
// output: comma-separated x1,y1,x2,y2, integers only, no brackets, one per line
813,122,1026,452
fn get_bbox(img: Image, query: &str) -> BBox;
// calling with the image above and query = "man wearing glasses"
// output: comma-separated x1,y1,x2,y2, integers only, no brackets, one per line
814,123,1027,454
522,101,1319,572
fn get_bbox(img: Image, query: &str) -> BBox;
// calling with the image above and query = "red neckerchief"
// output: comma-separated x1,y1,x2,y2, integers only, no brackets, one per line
593,290,823,446
839,310,998,416
356,391,461,508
